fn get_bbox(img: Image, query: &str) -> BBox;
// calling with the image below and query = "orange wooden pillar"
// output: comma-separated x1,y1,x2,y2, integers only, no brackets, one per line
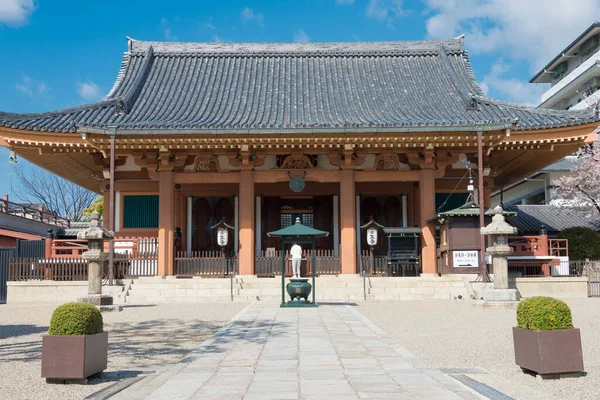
238,170,255,275
158,171,175,276
419,170,436,275
340,170,357,274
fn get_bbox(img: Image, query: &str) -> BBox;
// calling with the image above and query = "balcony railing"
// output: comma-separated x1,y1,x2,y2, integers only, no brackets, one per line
1,195,70,228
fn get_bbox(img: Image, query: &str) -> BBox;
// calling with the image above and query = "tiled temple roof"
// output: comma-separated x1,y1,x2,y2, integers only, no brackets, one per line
0,38,598,134
505,205,600,234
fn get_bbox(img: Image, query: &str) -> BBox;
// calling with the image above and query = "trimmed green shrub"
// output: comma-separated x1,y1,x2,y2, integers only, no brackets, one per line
48,302,103,336
517,296,574,331
558,227,600,261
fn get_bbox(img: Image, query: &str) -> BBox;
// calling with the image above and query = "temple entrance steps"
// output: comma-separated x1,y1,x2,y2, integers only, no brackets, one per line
123,274,473,303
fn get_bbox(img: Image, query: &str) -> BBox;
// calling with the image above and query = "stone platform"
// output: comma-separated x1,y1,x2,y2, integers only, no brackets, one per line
110,302,485,400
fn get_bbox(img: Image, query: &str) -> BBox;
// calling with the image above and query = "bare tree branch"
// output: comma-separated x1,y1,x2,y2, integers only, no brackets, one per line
12,164,96,221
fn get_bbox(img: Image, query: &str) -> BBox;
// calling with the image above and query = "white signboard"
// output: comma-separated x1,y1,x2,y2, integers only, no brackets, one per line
366,228,378,246
453,250,478,268
217,228,229,247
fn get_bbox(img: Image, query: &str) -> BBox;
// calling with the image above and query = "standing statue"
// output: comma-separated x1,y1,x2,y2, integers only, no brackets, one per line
291,243,302,278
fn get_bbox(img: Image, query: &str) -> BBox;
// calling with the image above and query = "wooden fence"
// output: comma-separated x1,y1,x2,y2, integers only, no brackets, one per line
114,253,158,278
8,258,88,281
357,251,389,276
174,251,237,277
255,249,340,277
7,252,158,282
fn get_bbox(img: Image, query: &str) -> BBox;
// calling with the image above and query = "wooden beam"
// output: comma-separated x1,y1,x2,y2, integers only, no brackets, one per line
173,172,241,184
254,170,341,183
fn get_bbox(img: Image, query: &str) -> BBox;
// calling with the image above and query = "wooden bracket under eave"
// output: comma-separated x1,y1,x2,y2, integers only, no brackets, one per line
584,131,598,143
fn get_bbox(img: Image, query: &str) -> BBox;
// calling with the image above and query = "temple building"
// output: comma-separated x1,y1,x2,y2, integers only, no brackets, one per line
0,37,598,278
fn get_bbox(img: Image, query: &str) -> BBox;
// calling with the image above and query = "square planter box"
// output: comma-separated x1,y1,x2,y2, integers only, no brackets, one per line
513,327,584,375
41,331,108,380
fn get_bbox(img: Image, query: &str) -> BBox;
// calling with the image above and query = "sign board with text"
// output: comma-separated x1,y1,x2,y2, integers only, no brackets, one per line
453,250,478,268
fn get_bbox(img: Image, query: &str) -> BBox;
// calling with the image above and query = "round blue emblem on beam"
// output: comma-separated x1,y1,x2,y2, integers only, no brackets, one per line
289,176,305,193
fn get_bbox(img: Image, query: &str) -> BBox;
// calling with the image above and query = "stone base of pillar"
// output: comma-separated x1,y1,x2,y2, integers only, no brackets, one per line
483,288,520,302
474,300,520,309
78,294,122,312
79,294,114,305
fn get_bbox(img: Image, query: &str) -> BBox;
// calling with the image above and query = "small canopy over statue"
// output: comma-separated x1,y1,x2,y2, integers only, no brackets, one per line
268,218,328,308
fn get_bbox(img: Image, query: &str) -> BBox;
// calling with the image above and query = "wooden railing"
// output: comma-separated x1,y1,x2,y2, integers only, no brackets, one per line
508,236,543,256
549,239,568,257
8,251,158,282
1,195,70,228
8,258,88,281
50,237,158,258
255,249,340,277
174,251,237,277
114,252,158,278
357,251,389,276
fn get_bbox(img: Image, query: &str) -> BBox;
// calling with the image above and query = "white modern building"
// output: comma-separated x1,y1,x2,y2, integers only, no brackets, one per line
531,22,600,110
491,157,574,206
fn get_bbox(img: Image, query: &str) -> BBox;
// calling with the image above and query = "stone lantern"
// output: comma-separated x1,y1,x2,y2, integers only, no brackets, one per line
77,211,119,310
481,205,520,302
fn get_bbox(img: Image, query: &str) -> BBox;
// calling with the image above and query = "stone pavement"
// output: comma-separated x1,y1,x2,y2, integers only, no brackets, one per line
111,302,485,400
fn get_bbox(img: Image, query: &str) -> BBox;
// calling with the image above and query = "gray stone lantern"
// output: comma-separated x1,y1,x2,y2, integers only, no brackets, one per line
77,211,120,310
481,205,520,302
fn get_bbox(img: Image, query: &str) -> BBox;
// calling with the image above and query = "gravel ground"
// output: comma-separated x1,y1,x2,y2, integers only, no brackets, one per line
358,299,600,400
0,302,248,400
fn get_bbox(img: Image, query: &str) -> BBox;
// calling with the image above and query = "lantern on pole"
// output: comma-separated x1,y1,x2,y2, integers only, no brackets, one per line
217,227,229,247
360,216,384,276
366,227,378,247
210,218,235,275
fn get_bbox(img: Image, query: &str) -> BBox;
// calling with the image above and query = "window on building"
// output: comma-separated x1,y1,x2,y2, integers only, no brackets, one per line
281,213,313,228
123,195,159,228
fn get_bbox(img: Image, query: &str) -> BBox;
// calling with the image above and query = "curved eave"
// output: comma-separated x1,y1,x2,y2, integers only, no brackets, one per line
75,122,516,136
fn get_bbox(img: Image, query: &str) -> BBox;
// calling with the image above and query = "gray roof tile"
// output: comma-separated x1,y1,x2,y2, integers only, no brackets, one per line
540,157,575,172
1,38,598,133
504,205,600,234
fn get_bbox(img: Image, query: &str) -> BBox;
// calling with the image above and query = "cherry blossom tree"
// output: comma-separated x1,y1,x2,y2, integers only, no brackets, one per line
555,144,600,215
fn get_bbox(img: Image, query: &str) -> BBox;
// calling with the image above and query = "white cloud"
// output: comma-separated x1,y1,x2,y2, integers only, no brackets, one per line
241,7,264,28
293,30,310,43
337,0,355,4
366,0,406,26
15,74,48,97
0,0,35,26
77,81,101,101
213,35,223,43
423,0,600,71
481,61,548,107
161,17,177,41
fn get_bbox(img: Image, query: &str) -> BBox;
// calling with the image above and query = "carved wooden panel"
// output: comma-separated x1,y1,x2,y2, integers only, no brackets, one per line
278,154,317,169
193,155,220,172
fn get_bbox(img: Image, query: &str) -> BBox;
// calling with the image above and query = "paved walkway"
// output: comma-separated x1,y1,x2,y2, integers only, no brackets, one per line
111,302,484,400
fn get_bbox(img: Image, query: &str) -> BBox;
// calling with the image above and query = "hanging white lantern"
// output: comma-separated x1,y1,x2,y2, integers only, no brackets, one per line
217,227,229,247
366,227,378,246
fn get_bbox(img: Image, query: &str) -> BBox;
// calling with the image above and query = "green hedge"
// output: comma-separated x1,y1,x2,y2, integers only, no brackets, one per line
558,227,600,261
48,302,103,336
517,296,573,331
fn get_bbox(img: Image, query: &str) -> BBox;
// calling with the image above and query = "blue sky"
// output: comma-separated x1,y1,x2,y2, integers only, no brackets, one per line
1,0,600,200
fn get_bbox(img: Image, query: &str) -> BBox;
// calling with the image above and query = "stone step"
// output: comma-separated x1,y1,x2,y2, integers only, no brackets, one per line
127,288,239,296
125,295,242,303
133,279,234,286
